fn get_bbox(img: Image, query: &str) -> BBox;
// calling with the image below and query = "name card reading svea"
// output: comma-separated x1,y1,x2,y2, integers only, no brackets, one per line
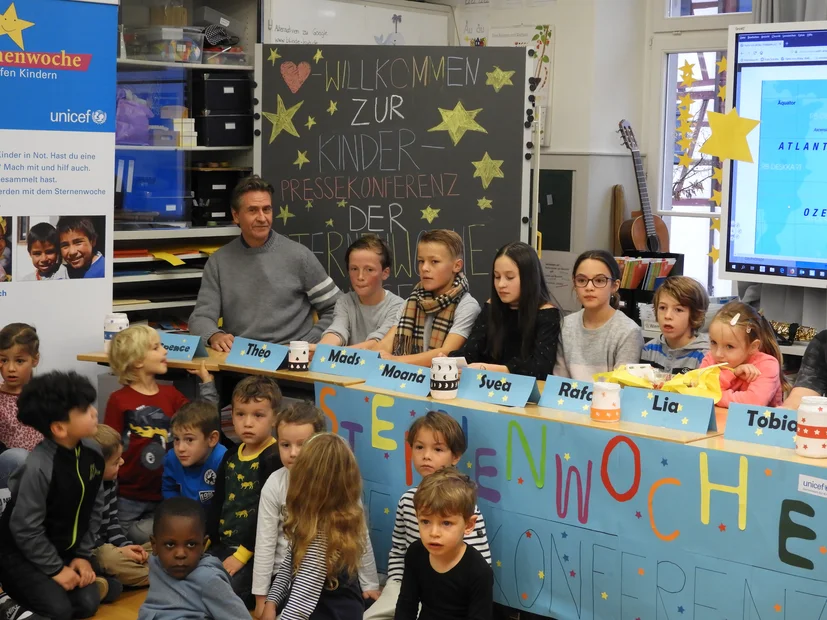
158,332,209,361
365,360,431,397
620,387,716,434
456,371,540,408
538,375,593,414
225,338,288,372
725,404,797,448
310,345,378,379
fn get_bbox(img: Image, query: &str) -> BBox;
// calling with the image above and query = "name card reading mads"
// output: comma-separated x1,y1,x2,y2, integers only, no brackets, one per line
310,345,378,379
365,360,431,397
158,332,209,362
457,370,540,408
620,387,716,434
725,404,797,448
225,338,288,372
538,375,593,414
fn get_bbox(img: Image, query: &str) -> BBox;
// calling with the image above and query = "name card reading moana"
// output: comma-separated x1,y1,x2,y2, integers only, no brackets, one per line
456,370,540,408
620,387,716,434
537,375,593,414
310,344,378,379
225,338,288,372
365,360,431,397
725,404,797,448
158,332,209,361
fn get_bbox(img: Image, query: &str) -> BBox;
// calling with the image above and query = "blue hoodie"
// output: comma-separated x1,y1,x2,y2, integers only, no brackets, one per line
162,444,227,507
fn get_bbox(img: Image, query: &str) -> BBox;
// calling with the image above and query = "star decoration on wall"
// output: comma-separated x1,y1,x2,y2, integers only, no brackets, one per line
472,152,505,189
276,205,294,226
313,48,324,63
337,199,347,207
421,206,440,224
294,150,310,169
305,116,316,130
712,166,723,183
262,95,303,144
678,152,693,168
679,60,697,87
305,200,313,211
325,219,334,228
478,197,493,210
327,100,338,115
678,93,692,107
717,56,727,73
564,453,571,461
677,135,693,151
601,592,608,600
486,65,516,92
429,101,488,145
700,109,760,163
708,246,720,264
268,48,281,65
538,570,545,579
718,84,727,100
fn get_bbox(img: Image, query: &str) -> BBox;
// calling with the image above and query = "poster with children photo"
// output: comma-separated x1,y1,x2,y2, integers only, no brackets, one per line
16,215,106,281
0,217,11,282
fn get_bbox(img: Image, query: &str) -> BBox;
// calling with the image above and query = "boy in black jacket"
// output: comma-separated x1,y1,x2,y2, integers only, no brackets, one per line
0,371,106,620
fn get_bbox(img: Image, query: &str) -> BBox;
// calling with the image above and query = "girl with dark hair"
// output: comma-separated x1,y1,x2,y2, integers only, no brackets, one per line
447,242,562,380
553,250,642,381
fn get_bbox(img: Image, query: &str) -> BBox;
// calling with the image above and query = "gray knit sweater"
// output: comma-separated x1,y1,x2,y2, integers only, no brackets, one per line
189,232,341,344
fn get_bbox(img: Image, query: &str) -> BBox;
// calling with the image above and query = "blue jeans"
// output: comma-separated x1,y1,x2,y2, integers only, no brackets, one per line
0,448,28,490
116,497,157,545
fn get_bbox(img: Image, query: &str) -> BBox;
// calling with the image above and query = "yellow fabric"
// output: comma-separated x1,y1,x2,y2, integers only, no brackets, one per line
661,365,723,401
233,545,254,564
238,436,276,462
592,366,652,388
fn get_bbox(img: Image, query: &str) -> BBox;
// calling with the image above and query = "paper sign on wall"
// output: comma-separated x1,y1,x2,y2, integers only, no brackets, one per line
224,338,288,372
310,345,378,379
725,404,797,448
159,332,208,361
365,359,431,397
620,387,716,434
538,375,592,414
457,370,540,408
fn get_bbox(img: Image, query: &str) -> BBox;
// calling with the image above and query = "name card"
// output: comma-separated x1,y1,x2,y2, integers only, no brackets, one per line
310,345,378,379
538,375,593,414
158,332,209,361
365,359,431,397
456,370,541,408
225,337,288,372
620,387,716,434
725,404,797,448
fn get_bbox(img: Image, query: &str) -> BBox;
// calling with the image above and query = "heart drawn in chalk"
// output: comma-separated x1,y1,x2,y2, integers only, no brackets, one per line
280,61,312,94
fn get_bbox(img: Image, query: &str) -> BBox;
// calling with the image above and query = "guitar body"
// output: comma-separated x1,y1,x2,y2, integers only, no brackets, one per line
618,213,670,253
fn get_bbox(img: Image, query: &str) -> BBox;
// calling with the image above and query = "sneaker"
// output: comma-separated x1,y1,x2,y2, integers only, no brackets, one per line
94,577,109,601
101,577,123,604
0,592,47,620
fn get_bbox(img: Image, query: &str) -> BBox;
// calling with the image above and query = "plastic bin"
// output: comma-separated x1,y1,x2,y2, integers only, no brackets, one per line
124,26,205,64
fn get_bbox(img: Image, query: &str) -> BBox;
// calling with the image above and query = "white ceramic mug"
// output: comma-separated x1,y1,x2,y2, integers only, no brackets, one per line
430,357,459,400
590,382,621,423
104,313,129,353
796,395,827,458
288,341,310,371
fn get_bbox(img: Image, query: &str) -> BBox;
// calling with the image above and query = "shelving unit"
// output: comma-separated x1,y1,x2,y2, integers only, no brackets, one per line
116,145,251,152
114,252,208,264
114,271,204,284
117,58,253,71
113,300,198,313
114,227,238,241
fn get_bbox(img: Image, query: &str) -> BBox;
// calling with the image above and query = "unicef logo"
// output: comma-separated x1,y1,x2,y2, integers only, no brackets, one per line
92,110,107,125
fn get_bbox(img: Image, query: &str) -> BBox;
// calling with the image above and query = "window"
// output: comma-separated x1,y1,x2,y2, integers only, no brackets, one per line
668,0,752,18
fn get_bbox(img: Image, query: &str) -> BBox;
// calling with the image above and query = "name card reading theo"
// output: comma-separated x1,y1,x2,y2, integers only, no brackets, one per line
620,387,716,434
365,360,431,397
725,404,797,448
310,345,378,379
225,337,288,372
456,370,540,408
538,375,593,414
158,332,209,361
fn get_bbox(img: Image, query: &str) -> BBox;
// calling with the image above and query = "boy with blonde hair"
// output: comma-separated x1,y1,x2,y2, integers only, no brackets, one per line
104,325,216,544
378,230,480,366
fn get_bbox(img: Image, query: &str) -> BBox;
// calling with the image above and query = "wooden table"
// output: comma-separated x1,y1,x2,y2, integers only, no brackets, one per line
218,362,366,387
77,349,226,372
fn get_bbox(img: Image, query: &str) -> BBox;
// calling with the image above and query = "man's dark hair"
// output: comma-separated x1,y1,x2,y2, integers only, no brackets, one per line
153,497,207,537
56,216,98,242
231,175,274,212
17,371,96,438
26,222,60,252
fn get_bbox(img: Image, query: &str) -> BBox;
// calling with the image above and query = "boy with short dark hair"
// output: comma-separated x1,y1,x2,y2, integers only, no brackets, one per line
56,216,104,279
395,467,493,620
138,497,250,619
0,371,105,620
162,401,227,508
21,222,68,281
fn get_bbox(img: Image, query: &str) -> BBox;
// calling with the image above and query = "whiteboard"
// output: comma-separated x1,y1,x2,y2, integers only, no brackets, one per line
262,0,452,46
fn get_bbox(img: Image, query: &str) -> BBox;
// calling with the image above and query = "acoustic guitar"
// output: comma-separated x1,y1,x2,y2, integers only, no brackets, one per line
617,120,670,253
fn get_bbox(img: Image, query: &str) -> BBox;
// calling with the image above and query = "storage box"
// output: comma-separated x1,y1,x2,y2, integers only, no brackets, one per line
195,115,253,147
150,6,188,27
192,169,241,199
192,200,234,227
124,26,204,64
193,6,233,30
150,128,179,147
161,105,189,119
203,48,249,67
192,74,251,115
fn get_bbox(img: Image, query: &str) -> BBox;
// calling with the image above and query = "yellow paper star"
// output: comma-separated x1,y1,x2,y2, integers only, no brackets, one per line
677,135,693,151
268,48,281,65
764,410,771,418
325,218,334,227
488,391,495,398
557,398,564,405
678,106,692,123
472,152,505,189
417,369,423,375
305,116,316,130
716,56,727,74
582,404,589,411
327,100,338,115
0,3,34,50
712,189,722,206
601,592,608,600
502,395,508,402
476,373,483,380
262,95,303,144
379,364,385,370
384,507,390,514
305,200,313,210
359,359,365,365
678,120,692,135
313,49,324,63
700,109,760,163
647,392,654,399
677,404,684,412
538,570,545,579
718,84,727,101
330,363,337,369
294,150,310,169
466,461,472,469
477,197,493,210
678,93,692,108
641,410,649,418
708,246,720,263
496,560,502,568
320,357,326,362
681,417,689,425
678,152,693,168
337,199,346,208
428,101,488,146
755,428,764,436
679,61,696,87
710,218,721,232
486,66,516,92
421,206,440,224
400,383,406,389
276,205,294,226
712,166,723,183
564,453,571,461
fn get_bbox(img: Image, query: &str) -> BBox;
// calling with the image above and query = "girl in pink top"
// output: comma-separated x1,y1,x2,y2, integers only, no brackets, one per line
700,301,788,407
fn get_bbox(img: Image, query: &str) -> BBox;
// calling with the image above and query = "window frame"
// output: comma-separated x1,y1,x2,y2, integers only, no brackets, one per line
650,0,752,35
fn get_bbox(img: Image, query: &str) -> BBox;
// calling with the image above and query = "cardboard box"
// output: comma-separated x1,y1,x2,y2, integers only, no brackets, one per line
161,105,189,119
150,6,188,27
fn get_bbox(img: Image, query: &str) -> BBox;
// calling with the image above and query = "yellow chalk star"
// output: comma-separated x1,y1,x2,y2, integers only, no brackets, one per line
262,95,303,144
268,48,281,65
678,93,692,108
755,428,764,436
466,461,472,469
564,453,570,461
472,152,504,189
313,48,324,63
712,166,723,183
677,135,693,151
502,395,509,402
421,206,440,224
647,392,654,400
305,200,313,210
477,197,493,210
428,101,488,146
294,150,310,169
601,592,608,600
641,410,649,418
337,199,346,208
486,66,516,92
700,109,760,163
681,417,689,425
716,56,727,74
712,189,722,207
538,570,545,579
718,84,727,101
678,152,693,168
710,218,721,232
327,100,338,115
708,246,720,263
0,3,34,50
488,391,495,398
558,398,564,405
305,116,316,130
325,218,334,227
276,205,295,226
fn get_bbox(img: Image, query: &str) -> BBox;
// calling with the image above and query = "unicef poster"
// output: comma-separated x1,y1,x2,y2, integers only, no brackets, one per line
0,0,116,373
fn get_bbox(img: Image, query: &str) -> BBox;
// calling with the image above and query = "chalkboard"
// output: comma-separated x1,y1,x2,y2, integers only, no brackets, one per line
257,44,529,301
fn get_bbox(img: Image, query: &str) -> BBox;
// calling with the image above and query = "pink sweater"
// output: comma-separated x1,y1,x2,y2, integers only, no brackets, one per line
700,351,782,408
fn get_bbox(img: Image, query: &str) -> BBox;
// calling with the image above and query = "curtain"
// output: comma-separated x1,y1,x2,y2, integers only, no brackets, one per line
753,0,827,22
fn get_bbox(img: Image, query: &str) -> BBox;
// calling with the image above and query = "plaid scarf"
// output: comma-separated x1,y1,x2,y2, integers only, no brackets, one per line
393,273,470,356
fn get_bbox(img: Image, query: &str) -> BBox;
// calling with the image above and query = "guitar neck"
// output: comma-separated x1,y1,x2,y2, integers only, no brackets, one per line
631,150,656,238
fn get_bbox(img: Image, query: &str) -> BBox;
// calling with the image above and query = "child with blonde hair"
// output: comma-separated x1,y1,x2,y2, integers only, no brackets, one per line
700,300,788,407
261,433,367,620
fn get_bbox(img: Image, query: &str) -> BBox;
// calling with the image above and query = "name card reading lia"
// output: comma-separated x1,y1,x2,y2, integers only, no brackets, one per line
309,345,378,379
538,375,593,414
158,332,209,361
365,360,431,397
456,371,540,408
725,404,797,448
620,387,716,434
225,337,288,372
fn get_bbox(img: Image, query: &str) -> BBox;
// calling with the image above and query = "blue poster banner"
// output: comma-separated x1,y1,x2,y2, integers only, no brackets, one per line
538,375,593,414
725,404,798,448
309,344,378,379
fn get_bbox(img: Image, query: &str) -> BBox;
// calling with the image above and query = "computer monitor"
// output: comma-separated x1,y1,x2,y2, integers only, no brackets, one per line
723,21,827,288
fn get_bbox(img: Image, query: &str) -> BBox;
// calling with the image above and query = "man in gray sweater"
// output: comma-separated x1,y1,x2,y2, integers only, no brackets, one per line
189,176,341,351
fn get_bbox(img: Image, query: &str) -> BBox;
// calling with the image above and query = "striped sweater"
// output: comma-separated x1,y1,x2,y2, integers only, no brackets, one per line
387,487,491,583
94,481,132,549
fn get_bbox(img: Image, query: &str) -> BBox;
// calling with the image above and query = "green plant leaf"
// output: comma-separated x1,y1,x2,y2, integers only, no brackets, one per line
542,55,549,63
536,25,543,30
532,34,540,40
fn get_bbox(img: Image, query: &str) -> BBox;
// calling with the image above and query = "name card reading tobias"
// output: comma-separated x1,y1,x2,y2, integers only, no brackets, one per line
365,360,431,397
310,345,378,379
225,338,288,372
457,371,540,408
158,332,209,361
725,404,797,448
538,375,593,414
620,387,716,434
